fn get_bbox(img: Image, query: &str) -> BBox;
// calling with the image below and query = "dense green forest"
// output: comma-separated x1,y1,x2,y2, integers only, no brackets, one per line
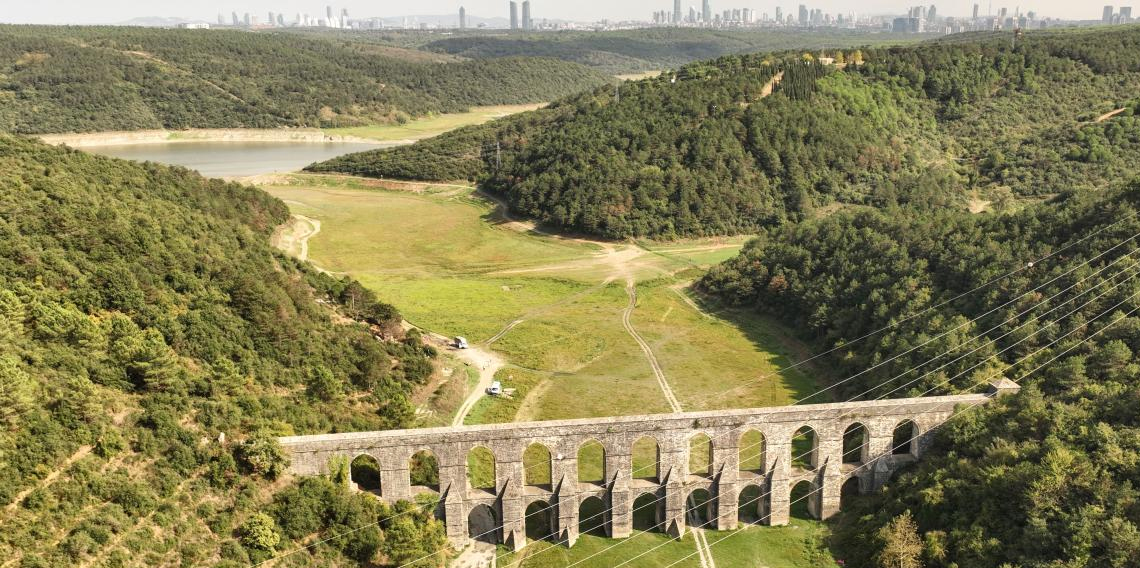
0,134,444,566
0,25,609,134
311,26,1140,239
416,28,927,75
700,181,1140,567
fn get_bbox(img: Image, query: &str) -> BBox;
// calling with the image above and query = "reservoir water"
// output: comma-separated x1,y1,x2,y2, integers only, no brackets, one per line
85,141,386,178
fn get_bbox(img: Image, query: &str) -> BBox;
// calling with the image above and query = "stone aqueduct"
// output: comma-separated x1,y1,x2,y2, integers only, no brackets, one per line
280,384,1018,550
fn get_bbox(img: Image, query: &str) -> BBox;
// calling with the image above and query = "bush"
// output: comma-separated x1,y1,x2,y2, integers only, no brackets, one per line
239,513,280,551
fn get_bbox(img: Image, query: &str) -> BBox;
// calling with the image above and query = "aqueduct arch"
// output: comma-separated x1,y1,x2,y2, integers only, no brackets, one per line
280,384,1018,550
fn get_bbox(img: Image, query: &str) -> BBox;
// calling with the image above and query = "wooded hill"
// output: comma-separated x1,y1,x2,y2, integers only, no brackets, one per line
0,25,610,134
0,134,445,566
700,181,1140,567
310,26,1140,240
417,28,928,75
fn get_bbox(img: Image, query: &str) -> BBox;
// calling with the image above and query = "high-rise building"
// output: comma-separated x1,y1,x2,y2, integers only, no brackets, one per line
1104,5,1114,22
460,6,467,28
278,13,286,26
243,12,251,26
1122,6,1133,21
510,1,519,29
928,4,937,21
702,0,712,23
973,3,980,18
689,6,697,23
232,11,239,26
799,4,808,25
522,0,532,30
674,0,682,23
775,6,783,22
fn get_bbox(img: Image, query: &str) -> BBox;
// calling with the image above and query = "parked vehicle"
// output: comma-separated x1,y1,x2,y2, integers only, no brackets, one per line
454,337,469,349
486,381,502,396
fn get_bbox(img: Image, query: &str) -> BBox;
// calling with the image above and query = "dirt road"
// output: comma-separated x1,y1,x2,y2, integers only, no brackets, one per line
623,279,683,413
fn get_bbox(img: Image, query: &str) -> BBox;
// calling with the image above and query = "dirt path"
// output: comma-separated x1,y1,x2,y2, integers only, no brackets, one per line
759,71,785,99
5,445,92,512
1095,108,1128,123
447,341,506,427
622,280,683,413
452,541,496,568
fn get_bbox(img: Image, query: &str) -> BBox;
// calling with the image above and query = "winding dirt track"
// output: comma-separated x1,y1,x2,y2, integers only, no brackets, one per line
622,279,683,413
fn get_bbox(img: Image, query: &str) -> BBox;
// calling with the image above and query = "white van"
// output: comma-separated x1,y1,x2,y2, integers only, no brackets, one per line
486,381,502,396
455,337,469,349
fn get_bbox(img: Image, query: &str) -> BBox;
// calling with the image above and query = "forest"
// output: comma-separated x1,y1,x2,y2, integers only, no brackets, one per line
0,134,444,566
311,26,1140,240
0,25,609,134
700,181,1140,567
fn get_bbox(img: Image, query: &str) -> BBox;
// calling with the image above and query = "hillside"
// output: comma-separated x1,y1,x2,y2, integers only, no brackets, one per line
309,27,1140,240
699,182,1140,567
0,135,445,566
0,25,610,134
418,28,929,75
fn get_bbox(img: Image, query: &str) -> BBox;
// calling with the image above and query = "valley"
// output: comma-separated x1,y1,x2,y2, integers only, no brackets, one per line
259,174,822,425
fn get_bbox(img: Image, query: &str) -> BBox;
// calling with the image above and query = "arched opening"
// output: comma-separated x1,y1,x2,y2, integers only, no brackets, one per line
893,420,919,456
791,426,818,470
790,480,819,520
467,446,497,493
686,488,716,529
632,493,662,532
739,430,765,473
840,477,862,508
737,485,765,524
632,436,660,481
523,443,552,487
578,439,606,485
689,433,713,477
842,423,868,465
525,500,554,543
467,504,499,544
578,496,607,537
408,449,439,491
350,454,382,495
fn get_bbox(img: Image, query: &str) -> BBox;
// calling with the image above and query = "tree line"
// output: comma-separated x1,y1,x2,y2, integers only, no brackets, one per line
0,25,610,134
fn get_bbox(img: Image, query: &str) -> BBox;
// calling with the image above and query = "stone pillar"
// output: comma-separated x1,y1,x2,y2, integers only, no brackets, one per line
382,449,412,501
436,443,468,544
713,429,740,531
553,440,581,546
660,435,687,538
766,431,791,526
498,440,525,551
817,428,843,520
606,438,633,539
867,419,897,491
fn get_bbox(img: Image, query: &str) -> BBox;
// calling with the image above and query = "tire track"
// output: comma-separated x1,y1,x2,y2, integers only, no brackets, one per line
622,280,682,413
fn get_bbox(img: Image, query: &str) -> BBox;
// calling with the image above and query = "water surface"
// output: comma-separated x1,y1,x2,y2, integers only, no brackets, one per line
86,140,385,178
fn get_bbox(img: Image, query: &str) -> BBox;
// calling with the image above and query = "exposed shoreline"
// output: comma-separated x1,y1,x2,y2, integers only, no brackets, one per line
37,128,406,148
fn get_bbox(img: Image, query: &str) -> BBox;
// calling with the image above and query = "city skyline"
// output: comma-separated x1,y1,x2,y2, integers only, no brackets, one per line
0,0,1115,25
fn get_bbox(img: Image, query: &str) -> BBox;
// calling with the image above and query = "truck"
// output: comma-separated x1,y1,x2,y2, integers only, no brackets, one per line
485,381,502,396
454,337,469,349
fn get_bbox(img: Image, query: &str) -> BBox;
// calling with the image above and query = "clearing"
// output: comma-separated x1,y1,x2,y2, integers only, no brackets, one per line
262,173,821,423
323,104,545,142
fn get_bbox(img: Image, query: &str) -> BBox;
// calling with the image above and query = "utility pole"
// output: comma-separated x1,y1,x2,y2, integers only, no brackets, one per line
496,141,502,169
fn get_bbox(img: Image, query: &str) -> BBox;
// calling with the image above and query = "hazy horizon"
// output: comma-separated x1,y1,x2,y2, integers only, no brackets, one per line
0,0,1108,26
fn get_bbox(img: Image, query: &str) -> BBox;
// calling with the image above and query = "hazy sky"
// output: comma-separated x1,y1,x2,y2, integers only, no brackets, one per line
0,0,1105,25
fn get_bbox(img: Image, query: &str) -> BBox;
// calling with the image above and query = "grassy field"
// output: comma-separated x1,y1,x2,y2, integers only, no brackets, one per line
323,104,544,142
262,174,826,423
497,519,838,568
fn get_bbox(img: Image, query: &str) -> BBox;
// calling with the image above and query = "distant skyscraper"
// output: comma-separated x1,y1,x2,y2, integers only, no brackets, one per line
798,4,808,25
510,1,519,29
217,13,224,25
278,14,285,26
973,3,980,18
701,0,711,22
232,11,239,26
460,6,467,28
1122,6,1133,21
268,12,274,26
775,6,783,22
243,12,251,26
522,0,532,30
1104,5,1115,22
674,0,682,23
